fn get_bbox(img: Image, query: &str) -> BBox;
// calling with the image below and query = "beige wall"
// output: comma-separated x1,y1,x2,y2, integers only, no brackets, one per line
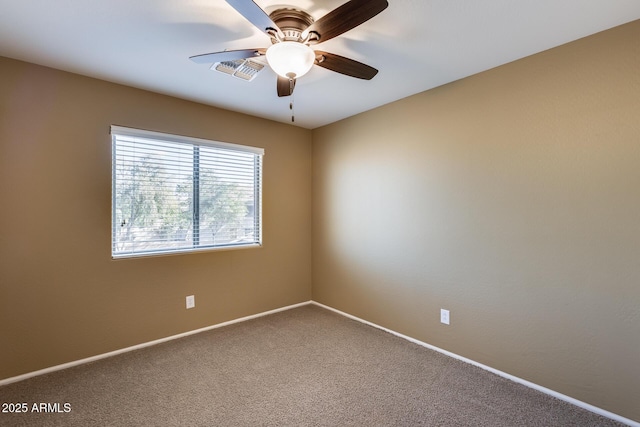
0,57,313,379
312,21,640,421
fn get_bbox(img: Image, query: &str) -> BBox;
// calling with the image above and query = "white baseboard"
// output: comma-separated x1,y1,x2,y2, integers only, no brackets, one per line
2,299,637,426
0,301,312,387
311,301,639,427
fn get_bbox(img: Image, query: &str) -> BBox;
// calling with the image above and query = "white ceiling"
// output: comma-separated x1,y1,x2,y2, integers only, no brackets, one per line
1,0,639,129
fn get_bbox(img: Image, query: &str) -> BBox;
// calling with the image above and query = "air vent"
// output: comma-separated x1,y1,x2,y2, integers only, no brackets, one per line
213,59,265,81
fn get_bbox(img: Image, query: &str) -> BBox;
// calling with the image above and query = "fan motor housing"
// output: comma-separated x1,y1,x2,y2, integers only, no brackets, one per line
268,8,315,42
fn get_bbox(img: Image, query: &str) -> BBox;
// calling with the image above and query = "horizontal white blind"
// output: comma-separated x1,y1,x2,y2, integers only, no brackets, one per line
111,126,262,258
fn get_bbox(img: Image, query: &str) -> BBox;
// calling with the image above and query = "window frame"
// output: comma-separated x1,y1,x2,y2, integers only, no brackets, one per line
110,125,264,259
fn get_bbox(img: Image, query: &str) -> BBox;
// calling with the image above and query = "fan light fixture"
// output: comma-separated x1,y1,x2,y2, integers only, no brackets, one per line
190,0,388,98
266,42,315,79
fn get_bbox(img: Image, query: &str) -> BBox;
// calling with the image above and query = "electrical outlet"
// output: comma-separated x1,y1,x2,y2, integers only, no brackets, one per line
440,309,450,325
186,295,195,309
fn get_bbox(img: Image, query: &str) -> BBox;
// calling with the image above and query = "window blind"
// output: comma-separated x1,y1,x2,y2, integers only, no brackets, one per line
111,126,263,258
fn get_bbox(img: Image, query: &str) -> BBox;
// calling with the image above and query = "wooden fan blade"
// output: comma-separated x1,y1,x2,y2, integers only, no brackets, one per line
304,0,388,44
277,76,296,97
189,49,263,64
225,0,282,37
314,51,378,80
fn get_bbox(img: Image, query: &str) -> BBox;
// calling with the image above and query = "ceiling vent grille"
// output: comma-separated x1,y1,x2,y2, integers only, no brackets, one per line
213,59,265,81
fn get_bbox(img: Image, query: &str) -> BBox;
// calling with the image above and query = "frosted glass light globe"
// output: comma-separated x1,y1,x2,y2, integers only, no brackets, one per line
266,42,315,79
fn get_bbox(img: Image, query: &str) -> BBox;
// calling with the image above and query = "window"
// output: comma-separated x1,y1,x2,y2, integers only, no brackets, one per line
111,126,263,258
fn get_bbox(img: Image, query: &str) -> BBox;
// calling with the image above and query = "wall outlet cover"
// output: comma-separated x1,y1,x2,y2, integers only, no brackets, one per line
186,295,195,309
440,309,450,325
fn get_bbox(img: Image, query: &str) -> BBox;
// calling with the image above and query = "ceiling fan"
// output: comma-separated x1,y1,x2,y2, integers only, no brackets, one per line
190,0,389,97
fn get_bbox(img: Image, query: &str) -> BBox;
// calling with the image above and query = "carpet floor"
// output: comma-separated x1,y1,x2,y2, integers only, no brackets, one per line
0,304,626,426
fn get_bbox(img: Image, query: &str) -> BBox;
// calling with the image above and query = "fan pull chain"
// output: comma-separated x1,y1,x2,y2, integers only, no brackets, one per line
289,78,295,123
